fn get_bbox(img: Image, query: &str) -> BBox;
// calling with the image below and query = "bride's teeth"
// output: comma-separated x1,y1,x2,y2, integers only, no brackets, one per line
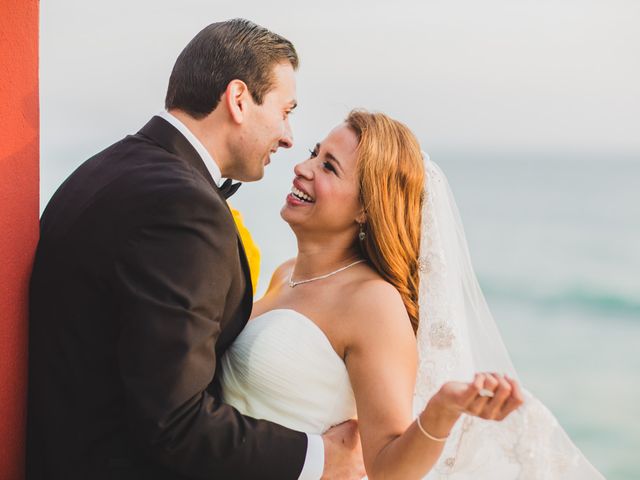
291,186,313,202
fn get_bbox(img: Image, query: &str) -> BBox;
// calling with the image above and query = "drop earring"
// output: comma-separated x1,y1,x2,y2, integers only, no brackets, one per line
358,223,366,241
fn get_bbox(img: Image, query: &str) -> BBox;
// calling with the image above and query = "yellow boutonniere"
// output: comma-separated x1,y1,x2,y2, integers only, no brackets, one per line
229,204,260,295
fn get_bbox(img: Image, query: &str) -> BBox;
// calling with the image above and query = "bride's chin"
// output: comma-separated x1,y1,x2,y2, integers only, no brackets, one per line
279,206,296,225
280,208,309,233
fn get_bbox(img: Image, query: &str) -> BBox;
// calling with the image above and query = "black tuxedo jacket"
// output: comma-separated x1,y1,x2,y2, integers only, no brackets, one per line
26,116,307,479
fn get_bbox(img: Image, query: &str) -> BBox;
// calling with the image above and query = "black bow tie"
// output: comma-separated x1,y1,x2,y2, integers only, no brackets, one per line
218,178,242,199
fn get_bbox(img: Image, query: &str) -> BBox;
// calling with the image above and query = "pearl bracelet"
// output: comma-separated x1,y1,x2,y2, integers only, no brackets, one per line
416,415,449,442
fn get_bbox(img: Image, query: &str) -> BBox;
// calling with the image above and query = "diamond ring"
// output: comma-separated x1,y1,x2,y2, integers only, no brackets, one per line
479,388,495,398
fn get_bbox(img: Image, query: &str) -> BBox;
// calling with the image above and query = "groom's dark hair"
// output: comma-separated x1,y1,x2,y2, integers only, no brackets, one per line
165,18,299,119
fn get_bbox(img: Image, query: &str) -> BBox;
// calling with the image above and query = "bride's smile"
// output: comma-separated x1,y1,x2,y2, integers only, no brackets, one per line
287,180,315,204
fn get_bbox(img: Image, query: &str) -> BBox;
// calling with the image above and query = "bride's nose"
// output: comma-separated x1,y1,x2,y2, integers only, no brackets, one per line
293,158,314,180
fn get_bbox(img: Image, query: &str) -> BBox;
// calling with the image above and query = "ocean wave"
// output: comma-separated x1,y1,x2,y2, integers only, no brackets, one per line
480,281,640,318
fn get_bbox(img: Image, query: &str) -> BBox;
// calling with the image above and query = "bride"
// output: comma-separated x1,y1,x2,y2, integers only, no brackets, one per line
220,110,604,479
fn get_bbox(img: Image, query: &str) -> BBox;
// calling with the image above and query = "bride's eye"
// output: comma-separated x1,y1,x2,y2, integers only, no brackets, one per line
322,161,336,173
308,148,318,159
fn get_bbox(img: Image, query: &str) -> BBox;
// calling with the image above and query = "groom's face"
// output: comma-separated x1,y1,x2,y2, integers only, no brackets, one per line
233,62,297,181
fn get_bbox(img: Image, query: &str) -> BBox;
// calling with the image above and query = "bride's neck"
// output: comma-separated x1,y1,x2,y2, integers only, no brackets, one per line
292,238,361,279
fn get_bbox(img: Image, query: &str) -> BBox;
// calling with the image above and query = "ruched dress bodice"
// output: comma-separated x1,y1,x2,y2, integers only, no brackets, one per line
219,309,356,434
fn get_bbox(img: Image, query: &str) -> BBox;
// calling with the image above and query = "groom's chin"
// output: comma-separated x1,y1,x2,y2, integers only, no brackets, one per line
238,168,265,183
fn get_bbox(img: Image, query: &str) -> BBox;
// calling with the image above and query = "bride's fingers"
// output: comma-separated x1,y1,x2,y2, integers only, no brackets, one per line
464,373,499,415
482,374,512,419
495,376,525,420
508,375,524,400
449,373,486,411
460,373,485,404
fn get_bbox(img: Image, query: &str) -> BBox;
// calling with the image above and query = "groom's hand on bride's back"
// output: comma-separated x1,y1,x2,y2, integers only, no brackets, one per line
321,419,366,479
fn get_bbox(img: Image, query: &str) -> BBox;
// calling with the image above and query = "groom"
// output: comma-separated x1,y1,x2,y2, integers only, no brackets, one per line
27,19,363,479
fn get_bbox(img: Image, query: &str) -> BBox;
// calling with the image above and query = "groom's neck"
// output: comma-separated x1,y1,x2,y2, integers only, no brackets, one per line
169,108,230,174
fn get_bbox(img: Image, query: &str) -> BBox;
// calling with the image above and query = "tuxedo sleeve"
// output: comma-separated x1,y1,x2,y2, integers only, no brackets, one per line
113,182,308,479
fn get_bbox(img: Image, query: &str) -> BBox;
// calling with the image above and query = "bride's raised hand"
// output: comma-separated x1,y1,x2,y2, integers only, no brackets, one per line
432,373,524,422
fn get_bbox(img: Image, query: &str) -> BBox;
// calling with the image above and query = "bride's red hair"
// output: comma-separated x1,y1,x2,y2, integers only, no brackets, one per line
346,110,425,333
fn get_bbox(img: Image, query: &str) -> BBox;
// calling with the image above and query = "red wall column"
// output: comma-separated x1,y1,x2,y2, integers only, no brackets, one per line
0,0,40,478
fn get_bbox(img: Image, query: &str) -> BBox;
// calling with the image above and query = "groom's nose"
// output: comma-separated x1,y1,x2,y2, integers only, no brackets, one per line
278,119,293,149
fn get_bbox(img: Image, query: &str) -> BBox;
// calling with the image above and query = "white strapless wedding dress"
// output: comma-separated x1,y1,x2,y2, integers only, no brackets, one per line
220,308,604,479
220,309,357,434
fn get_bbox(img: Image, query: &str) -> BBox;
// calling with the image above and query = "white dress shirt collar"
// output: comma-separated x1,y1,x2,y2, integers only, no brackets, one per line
157,110,223,187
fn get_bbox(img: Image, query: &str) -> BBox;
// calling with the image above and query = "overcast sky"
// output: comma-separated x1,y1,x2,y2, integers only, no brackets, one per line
41,0,639,205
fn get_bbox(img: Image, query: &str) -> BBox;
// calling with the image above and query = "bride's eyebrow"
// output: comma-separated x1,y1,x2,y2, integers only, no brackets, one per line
324,151,342,172
316,142,343,172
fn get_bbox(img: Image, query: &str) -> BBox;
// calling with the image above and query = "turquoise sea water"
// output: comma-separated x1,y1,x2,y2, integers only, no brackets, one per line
229,150,640,479
443,152,640,479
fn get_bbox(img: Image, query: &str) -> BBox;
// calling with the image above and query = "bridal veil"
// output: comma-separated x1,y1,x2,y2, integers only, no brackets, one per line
413,156,604,479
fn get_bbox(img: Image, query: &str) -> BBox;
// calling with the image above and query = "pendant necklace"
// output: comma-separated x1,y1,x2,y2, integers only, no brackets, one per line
288,259,365,288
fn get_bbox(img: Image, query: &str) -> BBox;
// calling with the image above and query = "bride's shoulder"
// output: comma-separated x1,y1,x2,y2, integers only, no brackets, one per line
343,278,414,344
349,276,401,302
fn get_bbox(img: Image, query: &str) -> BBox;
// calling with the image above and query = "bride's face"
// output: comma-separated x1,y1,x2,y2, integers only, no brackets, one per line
281,124,363,237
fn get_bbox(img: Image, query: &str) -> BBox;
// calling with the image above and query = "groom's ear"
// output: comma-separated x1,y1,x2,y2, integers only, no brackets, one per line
225,80,250,124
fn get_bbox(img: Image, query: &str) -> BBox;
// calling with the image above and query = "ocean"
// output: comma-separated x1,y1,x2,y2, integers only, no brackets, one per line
228,149,640,479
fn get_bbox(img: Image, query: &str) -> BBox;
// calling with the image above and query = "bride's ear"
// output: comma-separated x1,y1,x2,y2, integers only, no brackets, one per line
355,210,366,225
225,80,250,124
